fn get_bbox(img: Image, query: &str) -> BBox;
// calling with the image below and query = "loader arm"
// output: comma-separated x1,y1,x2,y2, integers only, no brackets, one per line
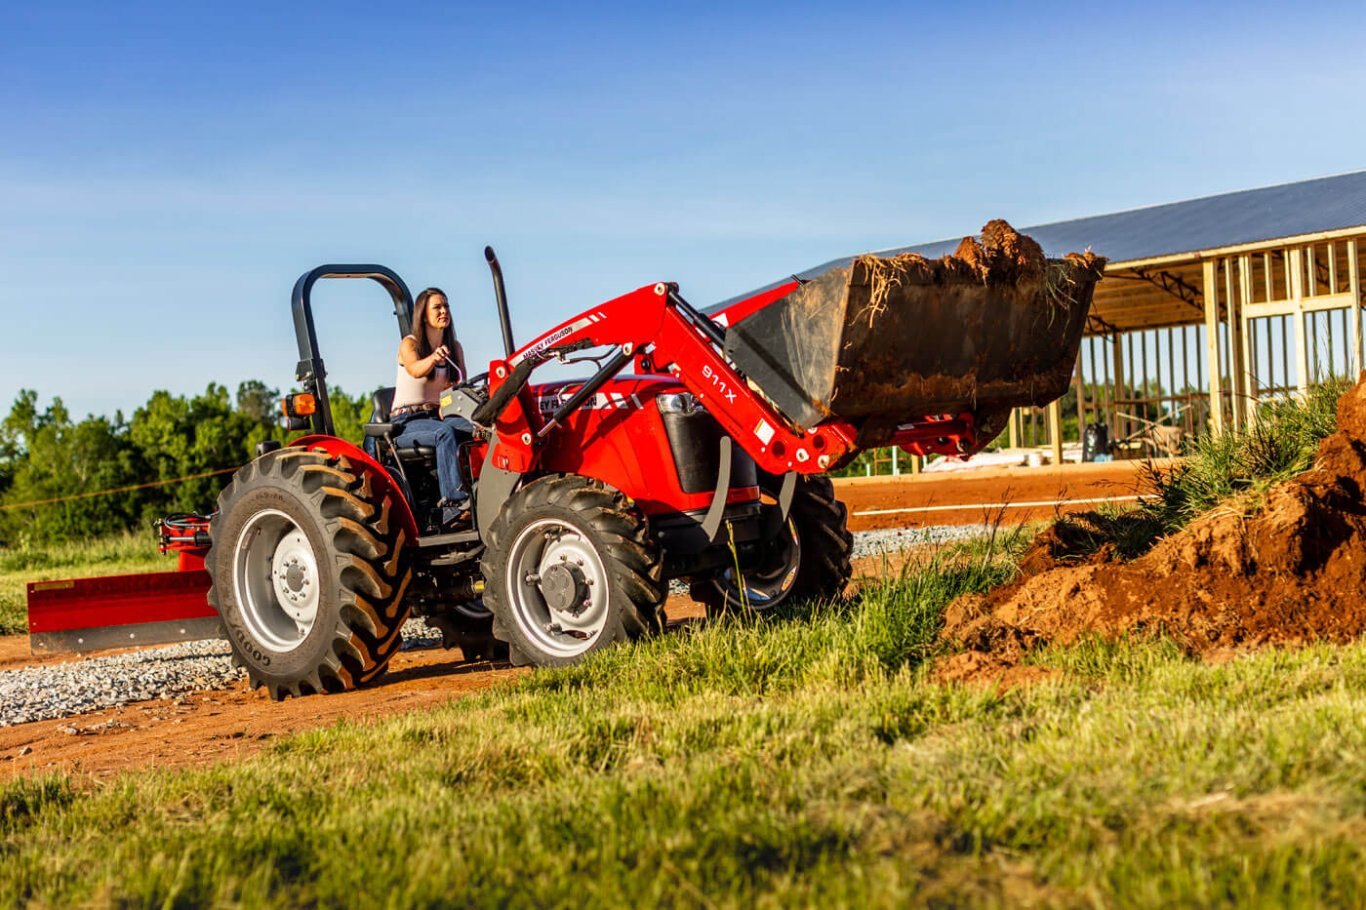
480,281,976,478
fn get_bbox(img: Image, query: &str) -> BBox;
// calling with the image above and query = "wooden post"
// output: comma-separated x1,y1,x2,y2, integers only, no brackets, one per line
1007,407,1020,449
909,454,922,475
1047,399,1064,466
1290,247,1310,395
1112,331,1127,446
1350,238,1362,376
1074,346,1087,439
1234,255,1253,431
1203,259,1224,435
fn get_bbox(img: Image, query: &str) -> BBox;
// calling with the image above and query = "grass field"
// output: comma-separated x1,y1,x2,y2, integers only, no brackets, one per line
0,532,168,635
2,533,1364,908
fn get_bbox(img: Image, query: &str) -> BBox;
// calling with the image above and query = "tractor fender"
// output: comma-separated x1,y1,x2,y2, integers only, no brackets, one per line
286,435,420,542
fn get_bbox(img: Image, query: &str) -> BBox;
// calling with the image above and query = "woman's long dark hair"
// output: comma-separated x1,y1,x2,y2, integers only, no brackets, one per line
411,287,457,358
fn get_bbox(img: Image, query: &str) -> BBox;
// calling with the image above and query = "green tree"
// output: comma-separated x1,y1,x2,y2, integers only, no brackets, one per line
0,380,389,546
235,380,279,423
327,386,377,445
127,384,276,520
0,393,143,544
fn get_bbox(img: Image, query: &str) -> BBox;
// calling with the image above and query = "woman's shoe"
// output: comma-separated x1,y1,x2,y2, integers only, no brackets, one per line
438,496,471,528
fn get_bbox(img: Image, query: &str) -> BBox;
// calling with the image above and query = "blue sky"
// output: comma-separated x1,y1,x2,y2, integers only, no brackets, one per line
3,1,1365,418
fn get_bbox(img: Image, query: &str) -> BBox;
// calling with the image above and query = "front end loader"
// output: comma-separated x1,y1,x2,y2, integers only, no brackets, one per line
27,223,1104,698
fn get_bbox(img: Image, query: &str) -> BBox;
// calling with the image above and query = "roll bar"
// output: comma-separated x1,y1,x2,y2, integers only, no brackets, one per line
290,265,415,436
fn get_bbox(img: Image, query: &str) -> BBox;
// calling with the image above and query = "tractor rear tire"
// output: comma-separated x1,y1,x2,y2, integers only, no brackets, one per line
483,475,663,668
207,447,414,700
692,474,853,613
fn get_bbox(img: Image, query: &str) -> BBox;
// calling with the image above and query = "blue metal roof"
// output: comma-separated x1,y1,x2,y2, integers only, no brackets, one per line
712,171,1366,310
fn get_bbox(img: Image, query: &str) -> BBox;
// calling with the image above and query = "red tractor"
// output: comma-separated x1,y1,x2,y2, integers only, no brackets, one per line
28,237,1102,699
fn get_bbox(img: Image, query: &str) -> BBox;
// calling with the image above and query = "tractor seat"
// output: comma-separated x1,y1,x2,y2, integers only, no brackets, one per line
364,387,436,462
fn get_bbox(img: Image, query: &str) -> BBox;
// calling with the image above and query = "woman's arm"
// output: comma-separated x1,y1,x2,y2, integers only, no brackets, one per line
399,336,451,379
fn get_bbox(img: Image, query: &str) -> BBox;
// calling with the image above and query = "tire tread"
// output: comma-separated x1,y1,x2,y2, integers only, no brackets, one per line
206,445,413,700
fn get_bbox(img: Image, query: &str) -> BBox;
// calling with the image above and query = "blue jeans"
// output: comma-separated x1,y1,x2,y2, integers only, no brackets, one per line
393,415,470,507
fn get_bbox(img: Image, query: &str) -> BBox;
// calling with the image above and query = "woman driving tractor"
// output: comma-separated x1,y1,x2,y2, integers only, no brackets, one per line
394,286,472,525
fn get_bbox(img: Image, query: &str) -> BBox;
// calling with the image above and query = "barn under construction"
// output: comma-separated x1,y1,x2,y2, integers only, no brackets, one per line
812,170,1366,466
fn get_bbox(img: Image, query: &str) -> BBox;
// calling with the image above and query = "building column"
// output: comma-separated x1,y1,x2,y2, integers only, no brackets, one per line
1047,399,1064,466
1350,238,1362,376
1232,255,1251,431
1202,259,1224,435
1290,247,1310,395
1112,331,1127,445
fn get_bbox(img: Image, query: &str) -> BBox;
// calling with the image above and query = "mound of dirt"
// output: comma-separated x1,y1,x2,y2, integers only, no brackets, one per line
940,375,1366,670
851,219,1105,294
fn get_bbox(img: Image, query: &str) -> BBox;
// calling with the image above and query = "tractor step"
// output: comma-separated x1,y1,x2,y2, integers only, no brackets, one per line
416,529,481,548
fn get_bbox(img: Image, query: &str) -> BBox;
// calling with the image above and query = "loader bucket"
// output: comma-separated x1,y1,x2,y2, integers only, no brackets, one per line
724,221,1105,433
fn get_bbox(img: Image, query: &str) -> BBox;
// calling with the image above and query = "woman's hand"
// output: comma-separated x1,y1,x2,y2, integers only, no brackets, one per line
400,336,453,379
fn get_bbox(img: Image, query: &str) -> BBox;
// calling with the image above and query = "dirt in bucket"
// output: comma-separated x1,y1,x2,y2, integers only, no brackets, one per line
851,219,1104,297
938,375,1366,681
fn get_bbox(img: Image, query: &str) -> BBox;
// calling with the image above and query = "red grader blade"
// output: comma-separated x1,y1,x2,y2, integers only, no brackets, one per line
28,569,218,653
26,516,220,655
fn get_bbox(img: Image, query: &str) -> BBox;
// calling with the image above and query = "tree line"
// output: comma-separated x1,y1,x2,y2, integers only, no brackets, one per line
0,382,375,547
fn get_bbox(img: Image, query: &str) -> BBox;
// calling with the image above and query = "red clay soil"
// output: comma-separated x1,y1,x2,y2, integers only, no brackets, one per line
934,650,1060,691
940,375,1366,680
853,219,1104,290
835,460,1168,532
0,646,523,781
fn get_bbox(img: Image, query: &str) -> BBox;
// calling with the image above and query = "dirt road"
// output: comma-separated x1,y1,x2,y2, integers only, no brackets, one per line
0,595,727,780
0,462,1163,780
0,645,520,780
837,459,1166,531
0,565,907,781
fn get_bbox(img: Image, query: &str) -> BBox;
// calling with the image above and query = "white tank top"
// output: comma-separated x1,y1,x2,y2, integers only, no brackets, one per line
394,336,462,410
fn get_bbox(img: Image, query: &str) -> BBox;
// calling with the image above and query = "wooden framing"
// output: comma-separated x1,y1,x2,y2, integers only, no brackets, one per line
1059,228,1366,456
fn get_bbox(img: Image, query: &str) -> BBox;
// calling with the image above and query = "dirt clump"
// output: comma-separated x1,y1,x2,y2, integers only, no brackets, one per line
933,650,1060,691
940,375,1366,672
850,219,1103,298
950,218,1046,283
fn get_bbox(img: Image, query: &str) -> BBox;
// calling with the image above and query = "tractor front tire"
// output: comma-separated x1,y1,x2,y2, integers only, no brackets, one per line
692,474,853,613
207,447,414,699
483,475,663,668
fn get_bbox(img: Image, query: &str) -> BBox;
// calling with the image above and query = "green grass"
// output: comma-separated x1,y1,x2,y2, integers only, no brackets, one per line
1144,380,1345,532
1042,383,1348,562
0,532,167,635
2,532,1365,908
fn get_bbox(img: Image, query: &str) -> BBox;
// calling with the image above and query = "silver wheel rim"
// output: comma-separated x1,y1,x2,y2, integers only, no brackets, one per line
504,518,611,658
233,508,320,653
717,518,801,610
